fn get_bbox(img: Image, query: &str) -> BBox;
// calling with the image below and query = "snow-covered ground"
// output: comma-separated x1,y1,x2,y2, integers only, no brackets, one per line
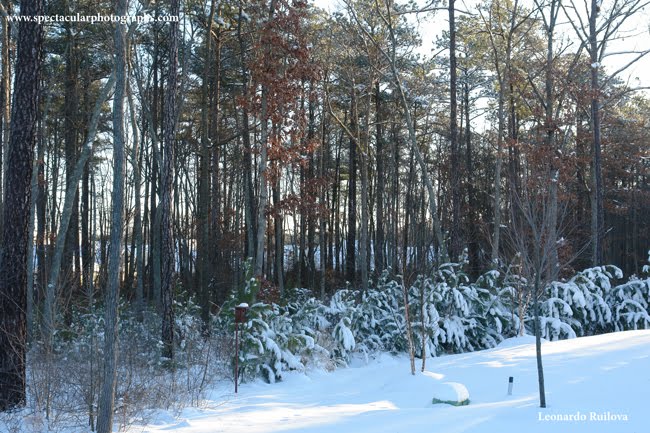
131,330,650,433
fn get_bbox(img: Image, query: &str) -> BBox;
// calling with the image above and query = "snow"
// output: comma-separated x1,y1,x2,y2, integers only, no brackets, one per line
495,334,540,348
127,330,650,433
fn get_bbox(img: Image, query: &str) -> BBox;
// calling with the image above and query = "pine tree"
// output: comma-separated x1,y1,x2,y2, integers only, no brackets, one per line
0,0,43,411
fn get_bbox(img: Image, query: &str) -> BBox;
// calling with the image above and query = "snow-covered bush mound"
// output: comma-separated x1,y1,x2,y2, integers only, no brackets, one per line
431,381,470,406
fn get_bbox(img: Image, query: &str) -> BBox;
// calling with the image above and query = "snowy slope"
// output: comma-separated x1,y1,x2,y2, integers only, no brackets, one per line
132,330,650,433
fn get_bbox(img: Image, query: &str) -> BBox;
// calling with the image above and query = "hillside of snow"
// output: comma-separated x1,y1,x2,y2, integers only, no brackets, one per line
130,330,650,433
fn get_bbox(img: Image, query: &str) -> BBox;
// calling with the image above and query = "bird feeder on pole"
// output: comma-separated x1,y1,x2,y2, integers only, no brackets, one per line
234,303,249,394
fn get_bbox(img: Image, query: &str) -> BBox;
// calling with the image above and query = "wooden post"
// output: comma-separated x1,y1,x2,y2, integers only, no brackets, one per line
234,304,248,394
235,321,240,394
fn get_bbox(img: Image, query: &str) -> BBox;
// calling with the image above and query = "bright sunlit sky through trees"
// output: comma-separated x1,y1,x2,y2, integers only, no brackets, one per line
314,0,650,92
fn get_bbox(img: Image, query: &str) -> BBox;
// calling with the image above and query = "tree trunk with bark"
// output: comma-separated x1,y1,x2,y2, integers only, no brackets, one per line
161,0,180,360
198,0,216,327
127,84,145,321
0,0,43,411
449,0,462,261
346,93,357,284
0,0,12,227
589,0,604,266
96,0,127,430
374,82,386,273
62,30,82,311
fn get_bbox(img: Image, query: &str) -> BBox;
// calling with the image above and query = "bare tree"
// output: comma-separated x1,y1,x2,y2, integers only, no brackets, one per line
508,197,551,407
505,170,572,408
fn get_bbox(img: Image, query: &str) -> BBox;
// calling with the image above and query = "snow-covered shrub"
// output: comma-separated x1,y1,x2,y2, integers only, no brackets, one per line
543,266,618,338
538,297,577,340
357,273,410,354
285,293,328,350
607,277,650,331
431,263,480,353
472,270,517,347
332,316,356,360
605,253,650,331
323,289,359,363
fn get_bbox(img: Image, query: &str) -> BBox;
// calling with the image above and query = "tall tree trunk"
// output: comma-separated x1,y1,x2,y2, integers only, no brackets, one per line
96,0,127,429
62,29,81,308
403,279,416,375
161,0,180,360
0,0,12,226
346,93,357,284
487,0,519,267
254,90,269,280
273,178,284,295
26,88,50,341
374,82,385,273
359,85,370,291
26,148,39,342
589,0,604,266
237,4,256,263
492,75,505,267
534,271,546,408
540,0,560,280
319,106,328,300
128,83,145,321
463,78,479,276
404,144,415,275
81,154,92,295
150,32,161,310
254,0,277,281
210,23,224,304
332,133,342,273
389,120,399,271
0,0,43,411
36,92,47,317
299,166,306,286
359,142,369,291
198,0,216,327
449,0,462,261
